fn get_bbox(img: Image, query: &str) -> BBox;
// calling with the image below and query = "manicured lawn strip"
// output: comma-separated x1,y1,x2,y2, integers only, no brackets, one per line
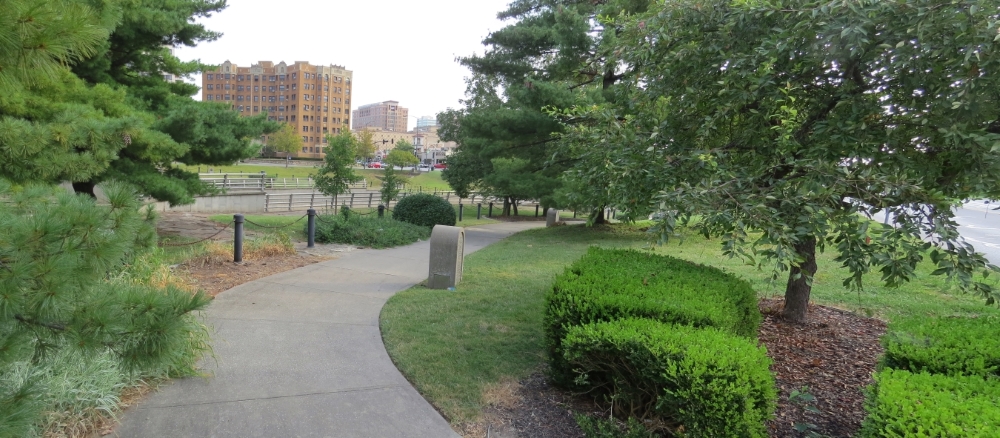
650,228,1000,321
176,163,319,178
405,170,451,191
209,214,308,241
381,222,1000,427
380,225,649,422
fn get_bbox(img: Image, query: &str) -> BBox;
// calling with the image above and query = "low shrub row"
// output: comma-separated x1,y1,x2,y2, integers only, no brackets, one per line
862,315,1000,436
880,316,1000,378
311,214,431,248
545,248,774,437
545,247,761,385
861,369,1000,437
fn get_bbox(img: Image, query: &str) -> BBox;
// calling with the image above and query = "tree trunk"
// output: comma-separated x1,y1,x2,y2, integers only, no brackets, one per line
72,181,97,199
591,206,607,225
502,197,511,216
782,236,818,323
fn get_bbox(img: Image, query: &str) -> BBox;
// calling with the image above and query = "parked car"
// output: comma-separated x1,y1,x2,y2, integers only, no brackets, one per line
417,164,431,171
433,163,447,169
368,162,382,169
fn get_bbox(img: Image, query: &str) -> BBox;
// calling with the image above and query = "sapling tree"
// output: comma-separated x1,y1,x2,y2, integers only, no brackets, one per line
314,132,362,205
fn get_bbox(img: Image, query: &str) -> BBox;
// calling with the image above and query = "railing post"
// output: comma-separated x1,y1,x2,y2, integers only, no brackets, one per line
307,209,316,249
310,192,315,209
265,194,270,212
488,202,493,218
459,203,463,222
288,193,293,211
477,203,482,220
369,193,373,208
378,204,385,218
234,214,244,262
350,192,355,208
535,205,540,217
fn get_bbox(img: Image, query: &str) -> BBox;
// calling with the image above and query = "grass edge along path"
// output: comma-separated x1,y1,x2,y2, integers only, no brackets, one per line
379,223,1000,428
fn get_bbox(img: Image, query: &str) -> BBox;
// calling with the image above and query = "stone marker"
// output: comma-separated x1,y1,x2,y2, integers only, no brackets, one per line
546,208,559,227
428,225,465,289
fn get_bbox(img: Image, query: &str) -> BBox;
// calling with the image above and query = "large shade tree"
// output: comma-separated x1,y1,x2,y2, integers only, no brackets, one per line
560,0,1000,321
441,0,651,220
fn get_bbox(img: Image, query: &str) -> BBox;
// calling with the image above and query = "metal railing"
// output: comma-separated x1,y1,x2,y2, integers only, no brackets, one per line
199,175,367,191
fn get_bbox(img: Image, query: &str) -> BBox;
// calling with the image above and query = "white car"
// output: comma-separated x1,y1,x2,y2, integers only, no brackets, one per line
417,164,431,171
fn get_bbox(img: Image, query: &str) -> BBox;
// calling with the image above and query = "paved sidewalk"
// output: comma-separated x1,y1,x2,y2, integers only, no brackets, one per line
117,221,545,438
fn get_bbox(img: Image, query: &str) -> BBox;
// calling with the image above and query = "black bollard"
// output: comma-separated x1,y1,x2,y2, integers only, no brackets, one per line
477,203,482,220
488,202,493,218
535,205,539,217
459,203,464,222
378,204,385,218
233,214,244,262
307,209,316,249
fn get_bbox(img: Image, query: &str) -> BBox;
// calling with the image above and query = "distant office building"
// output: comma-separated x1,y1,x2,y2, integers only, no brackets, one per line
201,60,353,158
415,115,437,128
352,100,408,132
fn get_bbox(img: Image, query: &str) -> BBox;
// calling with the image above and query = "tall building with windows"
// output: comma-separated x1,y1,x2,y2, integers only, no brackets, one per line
351,101,408,132
415,115,437,129
201,60,353,158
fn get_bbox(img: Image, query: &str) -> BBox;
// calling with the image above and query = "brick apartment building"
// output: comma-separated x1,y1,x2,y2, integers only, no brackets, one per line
351,100,408,132
202,60,353,158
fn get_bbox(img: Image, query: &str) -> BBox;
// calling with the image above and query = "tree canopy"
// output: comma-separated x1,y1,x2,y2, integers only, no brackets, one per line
440,0,651,217
265,123,304,155
556,0,1000,321
314,132,362,199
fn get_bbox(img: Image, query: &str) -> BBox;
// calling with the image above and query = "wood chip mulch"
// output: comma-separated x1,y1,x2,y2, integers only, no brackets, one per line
469,299,887,438
759,299,886,437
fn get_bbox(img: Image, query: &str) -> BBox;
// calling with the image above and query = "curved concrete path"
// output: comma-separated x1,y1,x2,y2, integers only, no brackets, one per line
117,221,545,437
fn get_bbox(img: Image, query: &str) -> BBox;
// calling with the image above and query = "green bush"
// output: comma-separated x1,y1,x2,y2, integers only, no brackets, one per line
312,214,430,248
545,247,760,384
881,316,1000,378
860,369,1000,437
563,318,776,438
575,414,653,438
392,193,456,227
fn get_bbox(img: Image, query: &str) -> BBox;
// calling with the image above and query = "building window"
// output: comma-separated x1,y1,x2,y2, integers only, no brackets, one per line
268,116,275,121
269,76,276,81
238,75,244,81
302,147,307,152
216,94,221,100
237,95,243,101
224,84,230,90
269,106,275,112
279,85,285,91
224,95,230,100
207,74,214,80
206,95,213,100
254,75,259,81
279,106,284,112
323,106,328,112
279,96,285,102
238,105,244,111
237,85,243,91
346,88,350,94
292,73,297,79
292,84,297,90
291,115,296,121
206,84,213,90
279,74,285,80
254,106,259,112
292,94,296,100
302,136,307,142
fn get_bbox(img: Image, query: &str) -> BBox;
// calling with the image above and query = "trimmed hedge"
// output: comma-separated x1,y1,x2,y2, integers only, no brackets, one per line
564,318,776,438
860,370,1000,437
392,193,456,227
312,215,430,248
881,316,1000,378
545,247,760,384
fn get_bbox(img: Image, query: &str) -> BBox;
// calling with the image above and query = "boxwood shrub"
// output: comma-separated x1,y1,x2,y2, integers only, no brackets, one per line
392,193,456,227
311,214,430,248
563,318,776,438
881,316,1000,378
545,247,760,384
860,369,1000,437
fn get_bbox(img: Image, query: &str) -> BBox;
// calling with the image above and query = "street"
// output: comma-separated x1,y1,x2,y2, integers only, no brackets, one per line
871,200,1000,264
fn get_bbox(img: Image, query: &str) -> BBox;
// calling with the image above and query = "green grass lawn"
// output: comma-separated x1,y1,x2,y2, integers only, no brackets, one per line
209,214,309,241
176,163,320,179
380,222,1000,425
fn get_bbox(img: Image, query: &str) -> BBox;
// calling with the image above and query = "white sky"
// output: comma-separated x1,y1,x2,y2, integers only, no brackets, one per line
175,0,512,127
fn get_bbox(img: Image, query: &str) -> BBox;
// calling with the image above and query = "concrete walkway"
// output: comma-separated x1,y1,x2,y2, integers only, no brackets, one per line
117,221,544,438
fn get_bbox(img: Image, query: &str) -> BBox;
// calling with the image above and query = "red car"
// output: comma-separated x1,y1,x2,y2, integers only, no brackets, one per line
367,162,382,169
433,163,447,169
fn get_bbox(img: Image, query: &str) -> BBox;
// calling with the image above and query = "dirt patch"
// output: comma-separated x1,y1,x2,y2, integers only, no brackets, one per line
461,299,885,437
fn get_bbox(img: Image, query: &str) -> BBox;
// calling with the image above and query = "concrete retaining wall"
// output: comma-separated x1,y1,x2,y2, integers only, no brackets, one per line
149,192,267,213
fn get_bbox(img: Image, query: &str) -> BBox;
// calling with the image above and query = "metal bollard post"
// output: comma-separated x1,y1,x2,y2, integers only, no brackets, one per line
488,202,493,218
477,203,482,220
233,214,244,263
535,205,540,217
459,203,464,222
307,209,316,249
378,204,385,218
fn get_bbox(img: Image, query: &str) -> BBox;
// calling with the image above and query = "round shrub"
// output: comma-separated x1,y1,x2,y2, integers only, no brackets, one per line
392,193,456,227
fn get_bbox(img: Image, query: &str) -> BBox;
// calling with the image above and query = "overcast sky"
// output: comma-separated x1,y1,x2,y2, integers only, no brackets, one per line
175,0,513,126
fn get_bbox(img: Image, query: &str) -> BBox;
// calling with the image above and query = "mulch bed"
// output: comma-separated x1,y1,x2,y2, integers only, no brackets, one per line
472,299,886,438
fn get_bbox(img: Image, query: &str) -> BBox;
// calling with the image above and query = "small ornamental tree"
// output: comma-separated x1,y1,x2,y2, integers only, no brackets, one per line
562,0,1000,321
380,165,403,206
314,132,361,203
354,128,377,162
265,122,303,156
385,149,418,170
